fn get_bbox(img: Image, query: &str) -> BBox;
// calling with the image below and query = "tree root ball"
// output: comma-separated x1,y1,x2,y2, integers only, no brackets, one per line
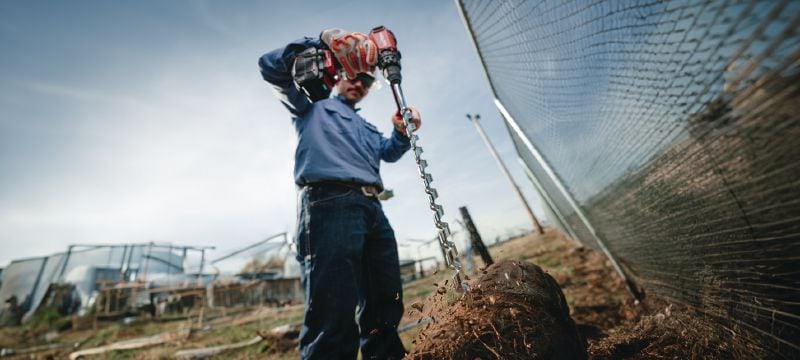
407,261,587,360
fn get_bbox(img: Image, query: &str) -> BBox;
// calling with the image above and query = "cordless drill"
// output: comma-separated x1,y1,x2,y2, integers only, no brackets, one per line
368,26,402,85
291,26,402,101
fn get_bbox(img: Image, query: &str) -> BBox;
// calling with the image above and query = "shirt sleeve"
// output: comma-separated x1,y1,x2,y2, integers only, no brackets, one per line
379,129,412,163
258,37,322,117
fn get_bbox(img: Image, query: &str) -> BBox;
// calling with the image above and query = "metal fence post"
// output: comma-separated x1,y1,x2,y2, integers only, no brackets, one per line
494,100,642,301
516,158,580,242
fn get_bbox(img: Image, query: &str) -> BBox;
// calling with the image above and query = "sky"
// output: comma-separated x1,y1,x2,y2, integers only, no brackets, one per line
0,0,547,271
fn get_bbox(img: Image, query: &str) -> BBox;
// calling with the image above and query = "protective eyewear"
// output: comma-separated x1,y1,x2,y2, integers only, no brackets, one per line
349,73,376,88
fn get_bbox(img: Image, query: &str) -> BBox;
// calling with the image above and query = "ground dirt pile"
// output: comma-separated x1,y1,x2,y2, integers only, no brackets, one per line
406,260,587,360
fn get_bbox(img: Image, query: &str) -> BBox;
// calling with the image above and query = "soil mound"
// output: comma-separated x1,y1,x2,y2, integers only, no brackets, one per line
406,260,587,359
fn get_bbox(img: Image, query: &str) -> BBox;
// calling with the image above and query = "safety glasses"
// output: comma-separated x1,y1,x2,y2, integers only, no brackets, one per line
349,72,376,88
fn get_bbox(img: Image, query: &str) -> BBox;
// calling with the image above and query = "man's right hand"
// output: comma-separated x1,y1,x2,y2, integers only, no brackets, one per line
320,28,377,80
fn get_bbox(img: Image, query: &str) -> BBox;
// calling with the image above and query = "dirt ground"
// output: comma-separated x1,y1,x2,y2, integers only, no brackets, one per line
0,229,737,359
405,260,587,359
401,230,739,359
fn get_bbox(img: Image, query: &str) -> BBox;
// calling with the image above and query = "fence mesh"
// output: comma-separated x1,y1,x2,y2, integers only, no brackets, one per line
459,0,800,356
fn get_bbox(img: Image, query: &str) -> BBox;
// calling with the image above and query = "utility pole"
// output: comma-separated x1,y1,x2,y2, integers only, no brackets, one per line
467,113,544,234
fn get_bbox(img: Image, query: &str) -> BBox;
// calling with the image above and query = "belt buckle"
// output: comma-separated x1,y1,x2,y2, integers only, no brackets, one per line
361,186,377,197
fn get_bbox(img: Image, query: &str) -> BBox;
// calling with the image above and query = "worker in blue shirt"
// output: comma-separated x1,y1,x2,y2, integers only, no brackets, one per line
259,28,421,360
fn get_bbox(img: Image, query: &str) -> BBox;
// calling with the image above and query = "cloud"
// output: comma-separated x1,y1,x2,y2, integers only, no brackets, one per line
26,81,148,108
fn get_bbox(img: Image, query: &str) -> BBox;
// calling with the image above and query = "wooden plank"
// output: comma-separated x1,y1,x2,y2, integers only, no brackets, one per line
172,336,262,359
68,328,190,360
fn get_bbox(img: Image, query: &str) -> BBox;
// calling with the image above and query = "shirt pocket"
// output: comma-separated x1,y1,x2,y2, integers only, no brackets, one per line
322,103,354,134
361,122,383,154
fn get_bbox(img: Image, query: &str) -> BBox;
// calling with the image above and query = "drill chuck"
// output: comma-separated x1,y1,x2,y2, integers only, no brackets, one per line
379,51,402,84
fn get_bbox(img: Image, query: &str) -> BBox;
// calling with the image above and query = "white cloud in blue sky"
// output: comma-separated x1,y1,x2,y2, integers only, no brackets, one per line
0,0,546,269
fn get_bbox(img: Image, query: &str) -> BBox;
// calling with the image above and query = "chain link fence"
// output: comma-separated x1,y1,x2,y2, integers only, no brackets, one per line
458,0,799,357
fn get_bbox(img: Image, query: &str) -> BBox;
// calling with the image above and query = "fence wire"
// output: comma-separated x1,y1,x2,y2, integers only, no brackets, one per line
459,0,800,357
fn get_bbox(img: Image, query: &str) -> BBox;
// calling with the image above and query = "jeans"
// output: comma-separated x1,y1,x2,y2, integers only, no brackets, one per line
295,183,406,360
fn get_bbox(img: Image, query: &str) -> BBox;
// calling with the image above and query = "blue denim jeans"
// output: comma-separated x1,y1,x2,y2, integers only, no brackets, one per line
295,184,406,360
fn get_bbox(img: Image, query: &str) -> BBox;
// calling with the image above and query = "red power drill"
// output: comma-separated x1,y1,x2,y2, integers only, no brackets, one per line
292,26,402,101
368,26,402,85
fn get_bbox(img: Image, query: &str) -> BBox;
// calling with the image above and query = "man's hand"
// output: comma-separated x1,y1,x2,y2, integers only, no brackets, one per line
320,28,377,80
392,107,422,137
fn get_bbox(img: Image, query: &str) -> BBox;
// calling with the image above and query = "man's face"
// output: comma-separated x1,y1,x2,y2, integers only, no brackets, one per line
337,74,374,104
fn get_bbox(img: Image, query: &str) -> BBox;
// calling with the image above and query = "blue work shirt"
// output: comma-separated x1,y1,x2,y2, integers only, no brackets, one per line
259,37,411,190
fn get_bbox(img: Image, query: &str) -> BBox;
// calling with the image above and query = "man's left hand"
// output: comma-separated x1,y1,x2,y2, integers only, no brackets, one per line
392,107,422,137
320,28,377,80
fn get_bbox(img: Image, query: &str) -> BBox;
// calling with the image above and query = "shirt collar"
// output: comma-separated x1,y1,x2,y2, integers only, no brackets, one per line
335,94,361,112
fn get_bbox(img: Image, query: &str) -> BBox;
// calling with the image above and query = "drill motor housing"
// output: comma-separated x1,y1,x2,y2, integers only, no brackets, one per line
369,26,402,84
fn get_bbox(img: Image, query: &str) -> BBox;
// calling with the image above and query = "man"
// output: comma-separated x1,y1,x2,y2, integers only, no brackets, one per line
259,28,421,360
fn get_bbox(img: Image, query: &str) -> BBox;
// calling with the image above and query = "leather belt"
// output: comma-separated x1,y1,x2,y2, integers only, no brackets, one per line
309,181,381,198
